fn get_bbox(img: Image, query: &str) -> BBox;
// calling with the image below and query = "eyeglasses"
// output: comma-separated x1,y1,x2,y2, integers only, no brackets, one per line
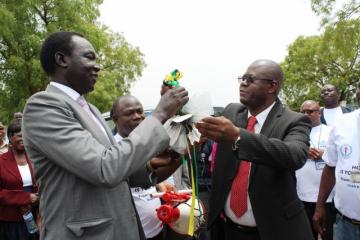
300,109,319,114
237,74,276,84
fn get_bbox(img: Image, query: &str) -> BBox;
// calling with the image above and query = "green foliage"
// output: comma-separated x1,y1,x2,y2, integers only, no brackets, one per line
311,0,360,26
281,19,360,110
0,0,145,124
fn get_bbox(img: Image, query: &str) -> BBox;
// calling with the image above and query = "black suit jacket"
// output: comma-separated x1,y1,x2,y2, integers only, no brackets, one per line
209,99,314,240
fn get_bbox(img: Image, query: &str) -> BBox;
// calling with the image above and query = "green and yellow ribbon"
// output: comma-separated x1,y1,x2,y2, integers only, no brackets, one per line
164,69,183,87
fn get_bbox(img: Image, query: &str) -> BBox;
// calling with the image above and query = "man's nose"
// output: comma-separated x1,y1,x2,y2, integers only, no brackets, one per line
133,113,143,120
240,79,249,87
94,63,100,72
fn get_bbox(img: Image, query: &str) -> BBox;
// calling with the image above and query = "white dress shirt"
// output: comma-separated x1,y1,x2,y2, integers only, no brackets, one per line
224,101,275,226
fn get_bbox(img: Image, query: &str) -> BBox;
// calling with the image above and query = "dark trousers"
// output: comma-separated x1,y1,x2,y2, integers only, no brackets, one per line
0,221,36,240
303,201,336,240
210,216,260,240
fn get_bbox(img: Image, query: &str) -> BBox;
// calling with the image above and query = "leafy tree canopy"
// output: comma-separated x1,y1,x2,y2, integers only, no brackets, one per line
311,0,360,26
0,0,145,124
281,19,360,110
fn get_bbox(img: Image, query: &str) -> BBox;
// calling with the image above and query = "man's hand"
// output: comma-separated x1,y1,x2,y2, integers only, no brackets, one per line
313,204,326,236
150,149,180,169
308,148,324,161
156,182,176,192
152,87,189,123
149,156,172,170
30,193,39,205
195,116,240,143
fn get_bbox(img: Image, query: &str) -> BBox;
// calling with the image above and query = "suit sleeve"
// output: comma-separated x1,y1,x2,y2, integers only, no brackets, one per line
22,93,170,187
234,114,311,170
0,189,31,206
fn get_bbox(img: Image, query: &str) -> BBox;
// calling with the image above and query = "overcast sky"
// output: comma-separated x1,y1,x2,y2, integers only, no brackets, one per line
99,0,321,109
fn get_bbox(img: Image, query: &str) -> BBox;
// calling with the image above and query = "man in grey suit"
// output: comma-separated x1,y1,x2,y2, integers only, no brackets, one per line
196,59,313,240
22,31,188,240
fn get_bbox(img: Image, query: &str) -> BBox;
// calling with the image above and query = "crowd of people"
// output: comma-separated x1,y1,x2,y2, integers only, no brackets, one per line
0,31,359,240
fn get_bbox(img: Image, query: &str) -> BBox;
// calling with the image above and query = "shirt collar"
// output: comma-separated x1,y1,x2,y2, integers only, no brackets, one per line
114,133,123,143
247,101,276,127
50,82,81,101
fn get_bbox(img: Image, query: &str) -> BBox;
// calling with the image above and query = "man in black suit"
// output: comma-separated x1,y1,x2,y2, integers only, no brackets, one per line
196,59,313,240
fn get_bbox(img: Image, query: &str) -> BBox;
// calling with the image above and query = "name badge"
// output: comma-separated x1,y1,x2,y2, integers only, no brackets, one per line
350,171,360,183
315,160,325,170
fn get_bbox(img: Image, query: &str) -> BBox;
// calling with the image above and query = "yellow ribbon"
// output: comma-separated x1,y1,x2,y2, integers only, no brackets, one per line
186,143,196,236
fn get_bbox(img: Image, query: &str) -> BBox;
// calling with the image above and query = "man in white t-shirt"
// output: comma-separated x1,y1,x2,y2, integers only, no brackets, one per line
314,81,360,240
112,95,182,240
320,84,351,126
296,100,335,240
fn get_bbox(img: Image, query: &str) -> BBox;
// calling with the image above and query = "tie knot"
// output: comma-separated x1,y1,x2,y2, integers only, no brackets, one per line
247,116,257,131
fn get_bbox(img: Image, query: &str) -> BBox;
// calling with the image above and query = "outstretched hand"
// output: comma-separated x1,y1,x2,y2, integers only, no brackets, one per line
152,87,189,123
195,116,240,143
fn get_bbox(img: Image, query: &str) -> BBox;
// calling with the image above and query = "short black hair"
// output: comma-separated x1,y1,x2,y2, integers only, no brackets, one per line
7,121,21,139
40,31,84,75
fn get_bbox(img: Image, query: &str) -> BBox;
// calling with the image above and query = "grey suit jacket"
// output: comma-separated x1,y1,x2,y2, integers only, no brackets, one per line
22,85,170,240
209,99,314,240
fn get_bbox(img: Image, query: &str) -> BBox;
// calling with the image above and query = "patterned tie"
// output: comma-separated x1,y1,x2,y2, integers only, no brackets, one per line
76,96,109,140
230,115,257,218
76,96,93,116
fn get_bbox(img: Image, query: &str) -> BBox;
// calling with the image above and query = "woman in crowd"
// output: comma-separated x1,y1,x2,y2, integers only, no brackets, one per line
0,121,39,240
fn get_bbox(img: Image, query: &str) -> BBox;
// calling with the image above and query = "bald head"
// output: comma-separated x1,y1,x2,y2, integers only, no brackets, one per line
248,59,284,89
111,95,145,137
300,100,321,127
239,59,284,116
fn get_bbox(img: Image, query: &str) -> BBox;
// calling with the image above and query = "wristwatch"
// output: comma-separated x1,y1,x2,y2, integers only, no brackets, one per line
232,135,241,151
146,161,156,173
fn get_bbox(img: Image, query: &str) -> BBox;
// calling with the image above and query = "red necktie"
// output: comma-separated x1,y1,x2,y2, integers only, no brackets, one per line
230,116,257,218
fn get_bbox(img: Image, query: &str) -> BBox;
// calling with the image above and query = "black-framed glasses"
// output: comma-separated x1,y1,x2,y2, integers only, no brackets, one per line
237,74,276,84
300,109,319,114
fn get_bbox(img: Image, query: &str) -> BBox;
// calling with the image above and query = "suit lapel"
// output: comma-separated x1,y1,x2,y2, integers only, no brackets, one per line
260,99,283,136
3,151,22,182
236,109,248,129
46,85,112,145
249,99,284,184
88,104,115,145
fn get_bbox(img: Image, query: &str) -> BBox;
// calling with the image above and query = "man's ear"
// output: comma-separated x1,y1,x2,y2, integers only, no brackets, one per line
268,82,278,94
112,115,117,123
54,52,68,68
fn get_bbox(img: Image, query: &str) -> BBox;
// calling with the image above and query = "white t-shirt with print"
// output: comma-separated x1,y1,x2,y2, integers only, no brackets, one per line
296,124,335,202
323,106,343,126
323,109,360,220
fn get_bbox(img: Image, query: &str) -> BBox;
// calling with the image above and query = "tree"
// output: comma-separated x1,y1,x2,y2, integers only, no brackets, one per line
0,0,145,123
281,19,360,110
311,0,360,26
